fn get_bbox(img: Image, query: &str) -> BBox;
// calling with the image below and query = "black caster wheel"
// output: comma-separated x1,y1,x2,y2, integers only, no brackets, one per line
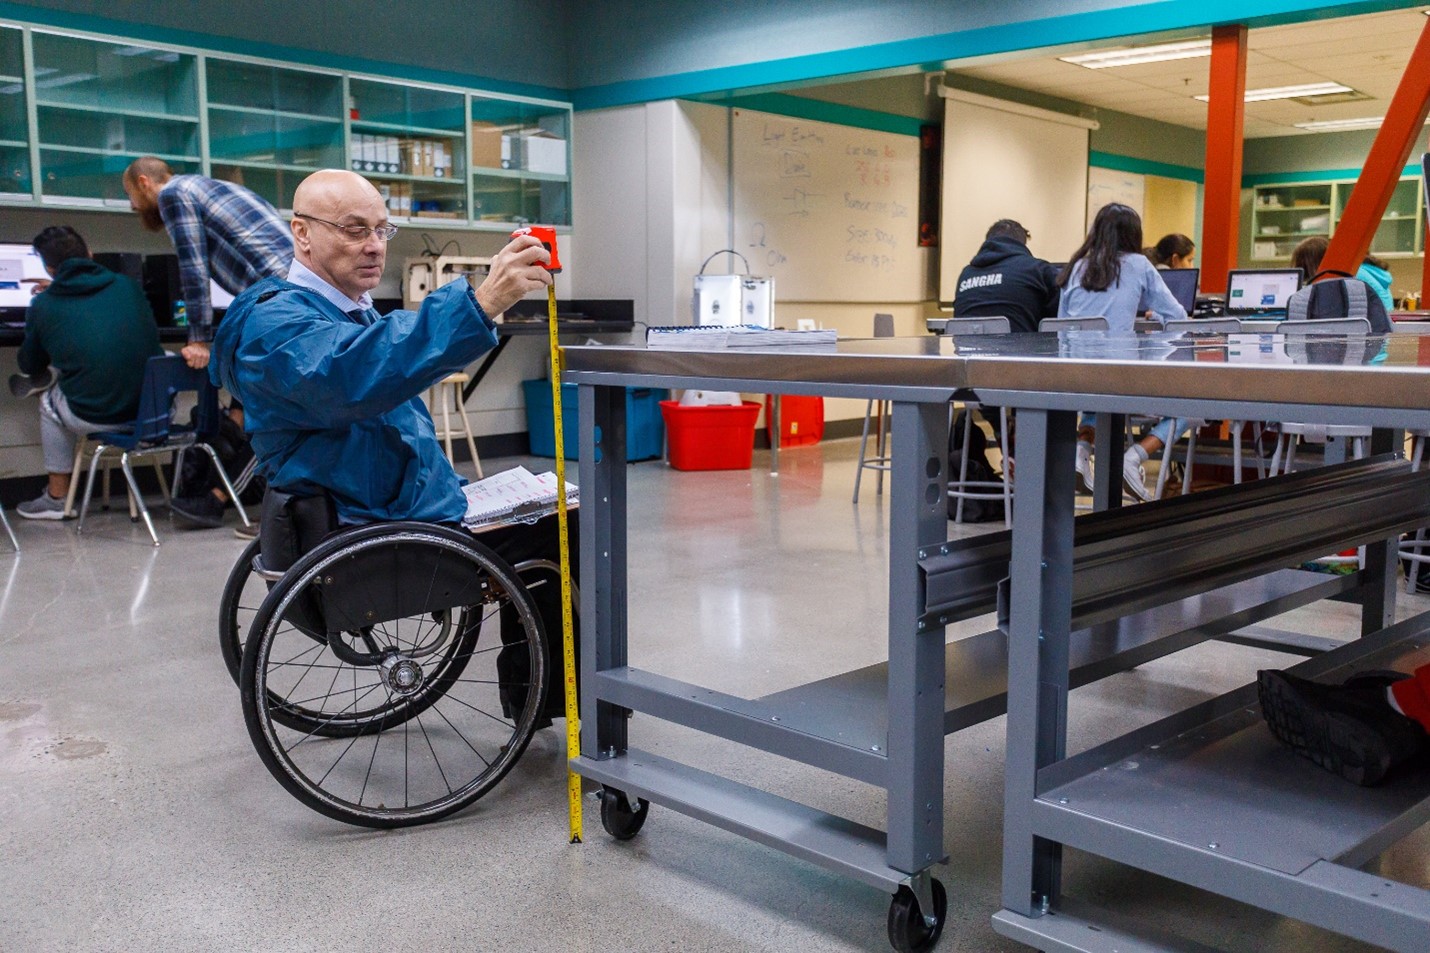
599,785,649,841
887,879,947,953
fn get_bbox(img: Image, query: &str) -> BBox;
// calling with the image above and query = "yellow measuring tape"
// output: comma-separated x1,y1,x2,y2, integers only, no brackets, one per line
545,282,582,844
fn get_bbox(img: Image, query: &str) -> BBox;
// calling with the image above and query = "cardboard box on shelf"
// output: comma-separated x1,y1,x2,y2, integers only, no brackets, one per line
471,121,503,168
523,134,566,175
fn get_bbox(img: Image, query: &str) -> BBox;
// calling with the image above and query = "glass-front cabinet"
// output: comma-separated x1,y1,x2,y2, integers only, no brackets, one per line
348,78,467,223
31,31,200,203
1251,177,1424,261
206,58,344,211
469,95,571,227
0,26,29,198
0,22,573,230
1334,178,1422,258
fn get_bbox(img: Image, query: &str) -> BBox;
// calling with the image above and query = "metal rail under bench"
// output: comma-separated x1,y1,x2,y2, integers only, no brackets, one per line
995,612,1430,953
922,454,1430,632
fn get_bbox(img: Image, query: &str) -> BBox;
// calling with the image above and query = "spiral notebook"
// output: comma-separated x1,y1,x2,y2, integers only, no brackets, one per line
462,466,578,528
646,324,837,349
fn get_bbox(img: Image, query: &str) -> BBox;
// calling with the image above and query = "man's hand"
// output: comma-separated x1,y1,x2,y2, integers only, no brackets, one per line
475,234,554,318
181,341,211,369
22,278,50,296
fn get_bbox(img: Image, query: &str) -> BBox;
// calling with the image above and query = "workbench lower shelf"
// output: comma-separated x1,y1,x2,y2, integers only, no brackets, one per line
1002,612,1430,953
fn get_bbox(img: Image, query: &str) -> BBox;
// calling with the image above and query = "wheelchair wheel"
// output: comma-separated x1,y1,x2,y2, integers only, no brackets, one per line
240,522,548,828
219,537,264,687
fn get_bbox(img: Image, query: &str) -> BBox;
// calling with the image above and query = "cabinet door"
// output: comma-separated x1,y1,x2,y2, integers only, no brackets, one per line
1251,183,1331,260
0,26,30,196
207,58,343,210
31,32,199,202
470,95,570,227
349,78,467,221
1334,178,1420,256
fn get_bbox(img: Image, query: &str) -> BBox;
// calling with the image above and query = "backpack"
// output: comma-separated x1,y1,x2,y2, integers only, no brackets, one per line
946,409,1006,523
1285,269,1392,333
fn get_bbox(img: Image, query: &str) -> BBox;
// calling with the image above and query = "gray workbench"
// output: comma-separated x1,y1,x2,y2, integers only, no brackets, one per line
565,329,1430,952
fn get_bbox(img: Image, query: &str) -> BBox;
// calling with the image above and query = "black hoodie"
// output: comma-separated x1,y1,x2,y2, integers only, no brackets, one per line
952,237,1060,333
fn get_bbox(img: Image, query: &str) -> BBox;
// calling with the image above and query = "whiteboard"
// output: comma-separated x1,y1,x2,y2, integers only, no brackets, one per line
1087,166,1145,226
731,108,922,302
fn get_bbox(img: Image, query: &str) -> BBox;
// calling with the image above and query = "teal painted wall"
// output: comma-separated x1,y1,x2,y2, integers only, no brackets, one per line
0,0,571,97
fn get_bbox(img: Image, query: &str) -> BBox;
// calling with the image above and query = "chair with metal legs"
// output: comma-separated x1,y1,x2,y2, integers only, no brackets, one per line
76,355,250,546
852,313,896,503
0,502,17,552
943,317,1014,526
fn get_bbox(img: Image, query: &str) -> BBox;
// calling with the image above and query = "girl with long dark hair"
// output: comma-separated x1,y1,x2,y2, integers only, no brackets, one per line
1057,204,1188,501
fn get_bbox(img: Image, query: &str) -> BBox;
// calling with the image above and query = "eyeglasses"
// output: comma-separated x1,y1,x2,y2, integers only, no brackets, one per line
293,213,398,242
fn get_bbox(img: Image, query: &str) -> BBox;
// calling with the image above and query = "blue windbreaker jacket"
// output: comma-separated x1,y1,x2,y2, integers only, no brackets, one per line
210,276,498,525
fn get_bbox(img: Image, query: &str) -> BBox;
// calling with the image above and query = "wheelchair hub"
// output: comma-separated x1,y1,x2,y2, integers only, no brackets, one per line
380,654,425,696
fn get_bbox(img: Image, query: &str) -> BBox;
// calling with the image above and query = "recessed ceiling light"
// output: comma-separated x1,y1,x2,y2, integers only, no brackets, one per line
1060,39,1211,69
1293,116,1384,131
1194,82,1354,103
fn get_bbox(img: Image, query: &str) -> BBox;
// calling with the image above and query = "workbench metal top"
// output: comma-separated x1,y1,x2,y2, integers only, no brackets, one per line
563,331,1430,412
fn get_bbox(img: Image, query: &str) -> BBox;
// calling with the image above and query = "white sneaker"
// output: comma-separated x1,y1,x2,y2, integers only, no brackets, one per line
16,491,68,520
1122,451,1154,503
1074,440,1095,495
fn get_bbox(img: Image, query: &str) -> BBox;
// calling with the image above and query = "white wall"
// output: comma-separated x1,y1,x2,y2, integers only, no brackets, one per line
570,100,937,426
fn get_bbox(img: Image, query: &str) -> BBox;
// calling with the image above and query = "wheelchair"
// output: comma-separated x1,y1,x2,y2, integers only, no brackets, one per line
219,503,569,830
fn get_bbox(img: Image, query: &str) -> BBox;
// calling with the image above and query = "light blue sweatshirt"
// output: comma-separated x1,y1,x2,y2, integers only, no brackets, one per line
1356,262,1394,313
1058,252,1188,332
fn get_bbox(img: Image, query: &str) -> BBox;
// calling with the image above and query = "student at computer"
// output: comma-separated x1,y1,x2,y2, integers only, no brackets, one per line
952,218,1060,333
1292,236,1395,313
14,226,162,520
1057,204,1188,502
1147,233,1195,270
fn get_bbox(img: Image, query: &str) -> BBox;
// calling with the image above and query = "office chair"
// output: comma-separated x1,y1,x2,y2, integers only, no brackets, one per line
943,317,1014,525
853,313,896,503
76,354,251,546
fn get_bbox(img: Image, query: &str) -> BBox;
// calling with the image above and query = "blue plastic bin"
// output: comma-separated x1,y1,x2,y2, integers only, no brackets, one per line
522,379,666,461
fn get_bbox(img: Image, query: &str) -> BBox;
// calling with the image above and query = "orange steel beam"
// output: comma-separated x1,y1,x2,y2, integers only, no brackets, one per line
1323,16,1430,278
1199,24,1247,296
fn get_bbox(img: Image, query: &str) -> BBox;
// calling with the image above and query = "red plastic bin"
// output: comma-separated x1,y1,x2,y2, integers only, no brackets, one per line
659,400,761,471
763,395,824,447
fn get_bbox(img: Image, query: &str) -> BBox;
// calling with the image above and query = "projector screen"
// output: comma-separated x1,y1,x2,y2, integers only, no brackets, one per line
939,89,1095,303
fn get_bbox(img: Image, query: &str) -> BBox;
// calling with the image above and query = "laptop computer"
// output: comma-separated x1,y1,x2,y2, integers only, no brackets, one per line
1160,267,1199,314
1224,268,1303,317
0,242,47,324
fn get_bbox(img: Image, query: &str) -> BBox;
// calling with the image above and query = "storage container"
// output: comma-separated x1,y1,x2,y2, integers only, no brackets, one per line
522,380,665,461
659,400,761,471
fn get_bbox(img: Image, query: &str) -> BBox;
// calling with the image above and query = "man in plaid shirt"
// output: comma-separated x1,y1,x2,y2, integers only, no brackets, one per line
123,157,293,533
122,157,292,372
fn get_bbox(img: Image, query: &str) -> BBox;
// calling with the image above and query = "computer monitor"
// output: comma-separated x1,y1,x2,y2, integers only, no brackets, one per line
1160,267,1199,314
0,243,49,323
1225,268,1302,316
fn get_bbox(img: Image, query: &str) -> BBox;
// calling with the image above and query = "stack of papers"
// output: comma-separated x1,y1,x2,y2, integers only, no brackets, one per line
462,465,578,528
646,325,838,350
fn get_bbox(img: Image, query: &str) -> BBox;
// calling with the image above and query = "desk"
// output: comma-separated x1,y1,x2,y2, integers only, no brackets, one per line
566,331,1430,950
459,317,634,402
0,324,192,347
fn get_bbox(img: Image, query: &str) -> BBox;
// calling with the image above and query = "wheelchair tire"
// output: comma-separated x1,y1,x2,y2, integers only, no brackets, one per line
219,537,264,687
240,522,549,828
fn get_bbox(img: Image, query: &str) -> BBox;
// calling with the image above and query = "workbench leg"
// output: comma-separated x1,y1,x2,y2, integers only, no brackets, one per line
886,400,950,874
1002,408,1078,918
1361,427,1400,636
579,383,630,759
1092,411,1126,511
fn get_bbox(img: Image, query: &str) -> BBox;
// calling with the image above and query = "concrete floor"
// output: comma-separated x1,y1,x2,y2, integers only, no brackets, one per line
2,436,1428,953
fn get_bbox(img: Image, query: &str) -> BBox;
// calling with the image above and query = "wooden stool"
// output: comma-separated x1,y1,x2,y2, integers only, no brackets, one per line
428,372,482,478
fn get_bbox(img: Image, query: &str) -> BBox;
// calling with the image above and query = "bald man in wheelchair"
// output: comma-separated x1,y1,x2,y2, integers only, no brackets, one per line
211,169,573,727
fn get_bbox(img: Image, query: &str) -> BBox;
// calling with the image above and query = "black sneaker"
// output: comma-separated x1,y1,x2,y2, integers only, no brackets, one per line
1257,669,1426,786
169,493,224,529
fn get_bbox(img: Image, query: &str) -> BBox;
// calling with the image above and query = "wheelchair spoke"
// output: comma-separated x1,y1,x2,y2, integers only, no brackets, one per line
282,681,385,751
427,698,493,770
413,710,453,796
